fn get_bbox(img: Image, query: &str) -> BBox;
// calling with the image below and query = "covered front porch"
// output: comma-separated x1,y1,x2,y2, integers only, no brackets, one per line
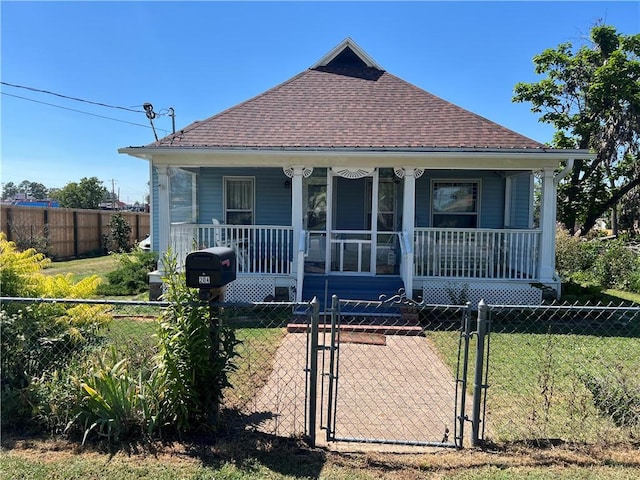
170,222,546,304
150,160,566,305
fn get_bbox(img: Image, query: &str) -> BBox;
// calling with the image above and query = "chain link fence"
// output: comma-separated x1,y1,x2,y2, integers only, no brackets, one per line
1,296,638,448
317,298,468,448
484,303,640,445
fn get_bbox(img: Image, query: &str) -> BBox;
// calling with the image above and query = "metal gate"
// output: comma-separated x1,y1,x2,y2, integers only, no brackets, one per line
305,295,490,449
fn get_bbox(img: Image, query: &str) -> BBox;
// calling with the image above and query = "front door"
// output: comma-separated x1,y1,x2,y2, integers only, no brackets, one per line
304,168,401,275
331,175,373,273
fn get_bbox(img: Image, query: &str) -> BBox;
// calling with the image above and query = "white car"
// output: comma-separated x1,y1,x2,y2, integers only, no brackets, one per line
138,235,151,251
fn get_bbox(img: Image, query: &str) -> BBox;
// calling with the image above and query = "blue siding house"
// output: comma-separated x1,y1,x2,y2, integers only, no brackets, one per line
120,39,592,305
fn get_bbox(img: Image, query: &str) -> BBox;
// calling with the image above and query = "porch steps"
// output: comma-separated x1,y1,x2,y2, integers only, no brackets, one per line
300,274,406,306
288,275,422,335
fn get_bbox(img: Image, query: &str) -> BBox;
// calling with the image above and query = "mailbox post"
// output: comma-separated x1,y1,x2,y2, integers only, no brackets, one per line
185,247,237,426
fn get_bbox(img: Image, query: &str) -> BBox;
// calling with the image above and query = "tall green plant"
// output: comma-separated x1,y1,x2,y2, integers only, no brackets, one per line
68,347,167,444
156,252,240,431
514,25,640,236
107,213,132,253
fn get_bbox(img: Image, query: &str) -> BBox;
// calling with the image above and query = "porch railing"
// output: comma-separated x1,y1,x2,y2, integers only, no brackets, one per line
304,230,402,274
171,223,294,275
414,228,541,280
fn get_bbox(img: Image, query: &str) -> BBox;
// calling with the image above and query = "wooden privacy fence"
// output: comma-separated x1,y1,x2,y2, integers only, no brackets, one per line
1,205,150,259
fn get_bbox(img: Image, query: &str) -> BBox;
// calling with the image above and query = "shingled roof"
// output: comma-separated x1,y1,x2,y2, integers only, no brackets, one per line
152,38,544,150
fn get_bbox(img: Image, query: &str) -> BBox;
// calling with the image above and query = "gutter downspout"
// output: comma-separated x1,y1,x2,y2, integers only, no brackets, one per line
554,158,574,185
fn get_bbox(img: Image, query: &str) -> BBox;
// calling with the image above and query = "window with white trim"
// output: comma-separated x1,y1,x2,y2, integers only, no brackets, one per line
431,180,479,228
224,177,254,225
169,168,197,223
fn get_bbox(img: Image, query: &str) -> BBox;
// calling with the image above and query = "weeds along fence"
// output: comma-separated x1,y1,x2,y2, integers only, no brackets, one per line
0,205,150,259
1,296,638,448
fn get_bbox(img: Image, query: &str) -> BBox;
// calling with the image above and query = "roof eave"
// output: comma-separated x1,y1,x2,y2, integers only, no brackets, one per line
118,146,595,170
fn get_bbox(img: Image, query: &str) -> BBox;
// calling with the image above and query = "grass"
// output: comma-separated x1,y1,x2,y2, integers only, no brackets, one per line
42,254,152,300
603,289,640,304
483,332,639,443
2,437,640,479
43,255,119,283
428,322,640,445
224,327,287,411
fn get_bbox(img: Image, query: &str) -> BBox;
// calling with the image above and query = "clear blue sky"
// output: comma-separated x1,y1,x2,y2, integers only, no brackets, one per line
1,1,638,204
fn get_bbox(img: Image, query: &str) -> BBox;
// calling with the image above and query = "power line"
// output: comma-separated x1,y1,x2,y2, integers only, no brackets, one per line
1,81,145,113
1,92,168,133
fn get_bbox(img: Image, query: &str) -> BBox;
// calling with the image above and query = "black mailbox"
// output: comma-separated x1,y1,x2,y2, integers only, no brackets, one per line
185,247,236,288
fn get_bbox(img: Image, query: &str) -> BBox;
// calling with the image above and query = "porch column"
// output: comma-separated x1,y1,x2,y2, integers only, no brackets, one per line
156,165,171,266
401,168,417,299
291,167,305,269
290,167,305,301
539,167,556,283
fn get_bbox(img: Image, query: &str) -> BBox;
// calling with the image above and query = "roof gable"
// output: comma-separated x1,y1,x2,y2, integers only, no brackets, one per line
311,37,383,70
151,39,544,151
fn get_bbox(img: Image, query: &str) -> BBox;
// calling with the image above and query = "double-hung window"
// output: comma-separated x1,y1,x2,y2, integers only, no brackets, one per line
224,177,254,225
432,180,479,228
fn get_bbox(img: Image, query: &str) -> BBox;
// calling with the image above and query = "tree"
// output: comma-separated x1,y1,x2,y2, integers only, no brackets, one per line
18,180,48,200
106,213,132,252
1,180,48,200
514,25,640,236
619,184,640,233
53,177,109,209
1,182,18,200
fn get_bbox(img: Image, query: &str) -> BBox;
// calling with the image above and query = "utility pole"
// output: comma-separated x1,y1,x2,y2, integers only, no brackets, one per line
110,179,117,210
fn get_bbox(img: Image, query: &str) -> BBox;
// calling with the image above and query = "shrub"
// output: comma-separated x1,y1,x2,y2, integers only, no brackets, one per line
6,211,50,255
556,227,640,294
560,280,604,303
0,232,110,430
96,250,158,296
0,232,50,297
592,239,640,292
29,362,84,435
555,226,601,280
630,269,640,294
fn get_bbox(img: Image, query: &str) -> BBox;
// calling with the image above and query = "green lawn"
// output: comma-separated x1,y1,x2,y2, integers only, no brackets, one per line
224,327,287,411
43,255,119,283
603,288,640,304
42,254,150,300
429,322,640,445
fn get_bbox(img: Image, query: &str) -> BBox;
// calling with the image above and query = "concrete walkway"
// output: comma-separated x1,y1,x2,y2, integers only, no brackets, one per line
249,331,461,449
